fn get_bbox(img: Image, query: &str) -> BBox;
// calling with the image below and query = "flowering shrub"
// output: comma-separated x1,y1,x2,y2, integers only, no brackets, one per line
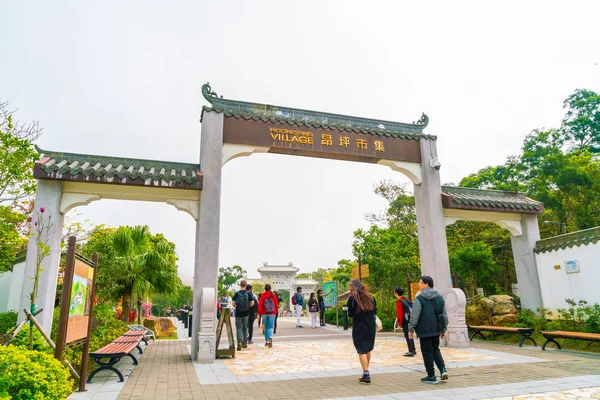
0,345,72,399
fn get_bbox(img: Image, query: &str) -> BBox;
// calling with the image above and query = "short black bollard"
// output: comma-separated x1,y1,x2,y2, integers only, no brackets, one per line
188,313,192,338
343,306,349,330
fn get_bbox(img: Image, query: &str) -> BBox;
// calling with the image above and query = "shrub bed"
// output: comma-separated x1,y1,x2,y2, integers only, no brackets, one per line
0,345,72,400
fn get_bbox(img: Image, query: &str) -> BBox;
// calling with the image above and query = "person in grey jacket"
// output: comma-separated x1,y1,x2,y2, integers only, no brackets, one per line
408,275,449,384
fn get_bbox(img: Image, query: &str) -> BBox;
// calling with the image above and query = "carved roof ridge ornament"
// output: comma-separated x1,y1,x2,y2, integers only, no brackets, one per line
413,112,429,128
201,82,223,104
200,82,435,140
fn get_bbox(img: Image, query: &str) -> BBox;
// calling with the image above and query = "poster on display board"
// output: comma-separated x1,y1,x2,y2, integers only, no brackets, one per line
323,281,337,307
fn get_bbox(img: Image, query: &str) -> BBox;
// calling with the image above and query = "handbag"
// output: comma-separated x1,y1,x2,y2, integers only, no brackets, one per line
375,315,383,332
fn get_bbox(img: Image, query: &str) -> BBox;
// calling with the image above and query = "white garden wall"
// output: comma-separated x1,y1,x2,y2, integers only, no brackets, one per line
0,260,26,313
535,227,600,313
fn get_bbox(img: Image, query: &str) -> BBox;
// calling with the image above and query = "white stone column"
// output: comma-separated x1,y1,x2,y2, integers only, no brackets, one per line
413,139,468,348
510,214,543,311
192,111,224,362
18,180,65,333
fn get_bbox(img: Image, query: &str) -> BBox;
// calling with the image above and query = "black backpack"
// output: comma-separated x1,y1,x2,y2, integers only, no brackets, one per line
400,298,413,322
236,290,250,313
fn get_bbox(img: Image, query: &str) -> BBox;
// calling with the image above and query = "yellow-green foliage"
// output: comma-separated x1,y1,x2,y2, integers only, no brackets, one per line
0,345,72,399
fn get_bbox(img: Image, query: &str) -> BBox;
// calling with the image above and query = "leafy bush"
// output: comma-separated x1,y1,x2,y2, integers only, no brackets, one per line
0,345,72,399
10,326,51,353
554,299,600,333
513,308,551,331
0,311,17,335
381,318,395,331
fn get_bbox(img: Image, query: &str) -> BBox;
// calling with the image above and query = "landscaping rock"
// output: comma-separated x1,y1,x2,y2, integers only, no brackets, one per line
466,294,519,326
492,313,518,326
143,317,175,338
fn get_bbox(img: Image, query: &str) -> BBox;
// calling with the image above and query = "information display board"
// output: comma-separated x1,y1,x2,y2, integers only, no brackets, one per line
323,281,337,307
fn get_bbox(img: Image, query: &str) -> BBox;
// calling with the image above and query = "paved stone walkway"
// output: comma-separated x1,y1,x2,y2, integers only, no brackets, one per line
71,317,600,400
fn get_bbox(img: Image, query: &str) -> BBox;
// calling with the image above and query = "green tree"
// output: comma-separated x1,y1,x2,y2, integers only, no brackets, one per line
82,225,180,322
446,221,514,293
151,282,193,315
352,181,420,319
449,242,499,298
460,89,600,234
562,89,600,153
328,259,354,288
217,265,246,294
0,101,41,272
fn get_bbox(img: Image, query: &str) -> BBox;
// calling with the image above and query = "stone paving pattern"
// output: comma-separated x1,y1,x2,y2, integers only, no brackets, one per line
69,317,600,400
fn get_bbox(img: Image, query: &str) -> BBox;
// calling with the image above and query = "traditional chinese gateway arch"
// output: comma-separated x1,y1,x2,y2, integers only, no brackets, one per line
194,83,468,361
20,82,546,364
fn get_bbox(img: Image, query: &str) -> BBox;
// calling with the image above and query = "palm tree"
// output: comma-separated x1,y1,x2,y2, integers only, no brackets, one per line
112,225,179,323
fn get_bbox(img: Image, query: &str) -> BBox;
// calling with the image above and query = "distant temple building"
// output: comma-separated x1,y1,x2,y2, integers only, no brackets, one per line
248,262,318,310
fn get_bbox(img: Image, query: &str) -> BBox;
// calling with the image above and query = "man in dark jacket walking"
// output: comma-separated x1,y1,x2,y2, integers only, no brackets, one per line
408,276,449,384
247,285,259,344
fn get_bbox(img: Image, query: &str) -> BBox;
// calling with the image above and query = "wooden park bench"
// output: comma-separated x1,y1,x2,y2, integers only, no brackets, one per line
541,330,600,350
87,330,148,383
127,324,156,343
468,325,537,347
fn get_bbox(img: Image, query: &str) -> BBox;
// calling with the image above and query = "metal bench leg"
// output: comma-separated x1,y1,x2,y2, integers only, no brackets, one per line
542,338,561,350
137,344,143,354
469,330,486,341
87,356,125,383
518,335,537,347
142,337,148,345
127,352,139,365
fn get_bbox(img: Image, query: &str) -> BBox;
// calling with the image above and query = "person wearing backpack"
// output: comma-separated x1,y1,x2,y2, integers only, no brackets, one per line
258,284,279,348
292,287,304,328
232,280,255,351
408,276,449,385
394,287,416,357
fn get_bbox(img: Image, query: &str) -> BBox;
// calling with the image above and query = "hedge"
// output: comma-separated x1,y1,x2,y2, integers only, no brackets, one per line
0,345,72,400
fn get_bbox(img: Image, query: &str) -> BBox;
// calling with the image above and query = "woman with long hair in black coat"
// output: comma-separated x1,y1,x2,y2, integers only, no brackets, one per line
346,279,377,384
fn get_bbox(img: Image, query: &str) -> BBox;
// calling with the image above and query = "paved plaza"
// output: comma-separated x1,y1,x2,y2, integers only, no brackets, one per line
69,317,600,400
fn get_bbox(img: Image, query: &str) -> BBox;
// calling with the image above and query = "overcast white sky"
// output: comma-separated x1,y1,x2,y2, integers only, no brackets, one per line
1,1,599,285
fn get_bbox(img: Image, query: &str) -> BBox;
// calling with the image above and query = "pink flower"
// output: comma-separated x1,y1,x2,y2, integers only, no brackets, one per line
40,207,45,213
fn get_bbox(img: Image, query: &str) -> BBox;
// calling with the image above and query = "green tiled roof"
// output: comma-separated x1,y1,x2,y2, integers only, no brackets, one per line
34,147,202,189
441,186,543,213
535,227,600,253
200,82,435,141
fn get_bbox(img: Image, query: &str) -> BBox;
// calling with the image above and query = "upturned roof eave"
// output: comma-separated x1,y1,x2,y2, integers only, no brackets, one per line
201,82,436,140
35,146,201,171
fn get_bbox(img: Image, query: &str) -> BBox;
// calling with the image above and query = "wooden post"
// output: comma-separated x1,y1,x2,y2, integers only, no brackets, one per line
357,256,362,282
78,253,98,392
55,236,76,361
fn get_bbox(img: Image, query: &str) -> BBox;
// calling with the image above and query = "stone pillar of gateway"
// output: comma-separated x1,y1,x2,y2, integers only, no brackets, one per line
193,82,469,360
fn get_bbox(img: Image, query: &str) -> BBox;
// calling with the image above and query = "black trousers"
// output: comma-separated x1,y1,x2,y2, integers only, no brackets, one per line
402,321,416,353
419,335,445,377
248,313,257,341
274,313,278,333
319,309,325,325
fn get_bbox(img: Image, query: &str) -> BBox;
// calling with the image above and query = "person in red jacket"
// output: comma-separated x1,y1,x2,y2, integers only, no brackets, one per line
258,284,279,348
395,287,416,356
